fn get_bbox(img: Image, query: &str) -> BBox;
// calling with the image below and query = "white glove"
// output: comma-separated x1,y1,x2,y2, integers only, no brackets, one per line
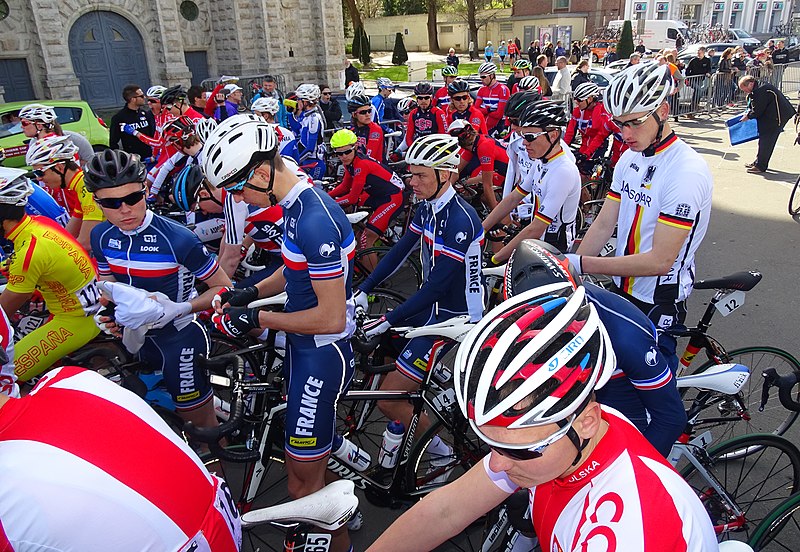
364,316,391,339
93,311,116,336
151,296,192,329
354,290,369,311
564,253,583,275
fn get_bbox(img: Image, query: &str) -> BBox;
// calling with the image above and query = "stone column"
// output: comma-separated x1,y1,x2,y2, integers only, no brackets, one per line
28,0,81,100
152,0,193,86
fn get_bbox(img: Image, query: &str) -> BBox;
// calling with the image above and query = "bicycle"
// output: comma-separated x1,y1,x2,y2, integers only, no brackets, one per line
788,173,800,218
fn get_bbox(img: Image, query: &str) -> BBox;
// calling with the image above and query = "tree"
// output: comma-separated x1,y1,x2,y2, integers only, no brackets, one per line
617,20,635,60
358,27,372,67
427,0,440,54
392,32,409,65
442,0,498,60
343,0,363,34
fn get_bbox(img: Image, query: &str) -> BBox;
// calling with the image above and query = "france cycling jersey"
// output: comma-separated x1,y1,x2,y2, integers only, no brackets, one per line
586,283,687,456
26,182,69,228
290,109,326,179
371,94,386,123
274,124,300,162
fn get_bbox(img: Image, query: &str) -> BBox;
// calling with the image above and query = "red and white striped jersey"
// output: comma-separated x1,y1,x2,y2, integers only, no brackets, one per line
0,366,241,551
485,407,717,551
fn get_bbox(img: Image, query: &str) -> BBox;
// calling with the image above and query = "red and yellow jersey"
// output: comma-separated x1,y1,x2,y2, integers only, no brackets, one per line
5,216,100,316
65,170,104,222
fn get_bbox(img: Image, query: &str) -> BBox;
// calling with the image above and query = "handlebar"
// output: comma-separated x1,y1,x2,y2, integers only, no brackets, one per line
759,368,800,412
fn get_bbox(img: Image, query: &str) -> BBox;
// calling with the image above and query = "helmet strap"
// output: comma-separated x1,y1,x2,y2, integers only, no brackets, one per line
429,169,447,201
538,129,562,160
642,113,666,157
566,427,591,466
242,159,279,206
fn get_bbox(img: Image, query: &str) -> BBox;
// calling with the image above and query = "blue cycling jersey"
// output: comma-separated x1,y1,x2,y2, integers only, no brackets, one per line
360,186,485,326
27,182,69,228
586,283,687,456
290,109,325,162
371,95,385,123
279,179,356,348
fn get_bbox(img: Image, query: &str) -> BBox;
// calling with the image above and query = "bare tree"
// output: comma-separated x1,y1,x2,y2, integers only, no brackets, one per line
427,0,440,53
356,0,383,18
343,0,363,32
443,0,497,60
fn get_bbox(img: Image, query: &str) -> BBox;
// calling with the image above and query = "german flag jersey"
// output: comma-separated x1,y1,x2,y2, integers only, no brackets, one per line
607,133,712,305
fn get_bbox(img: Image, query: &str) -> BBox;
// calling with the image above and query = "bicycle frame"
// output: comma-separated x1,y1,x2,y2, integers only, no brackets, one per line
675,288,739,374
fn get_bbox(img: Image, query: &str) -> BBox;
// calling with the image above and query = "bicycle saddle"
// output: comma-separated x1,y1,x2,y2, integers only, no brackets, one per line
397,315,474,341
241,480,359,530
346,211,370,224
676,363,750,395
482,265,507,277
248,292,288,308
693,271,762,291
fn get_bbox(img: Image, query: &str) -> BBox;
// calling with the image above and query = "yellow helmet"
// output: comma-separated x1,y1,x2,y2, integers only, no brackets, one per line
330,129,358,149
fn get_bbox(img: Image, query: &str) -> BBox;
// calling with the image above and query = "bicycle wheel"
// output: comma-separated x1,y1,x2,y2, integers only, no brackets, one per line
686,347,800,444
352,246,422,298
405,416,490,494
788,174,800,216
748,493,800,551
679,433,800,541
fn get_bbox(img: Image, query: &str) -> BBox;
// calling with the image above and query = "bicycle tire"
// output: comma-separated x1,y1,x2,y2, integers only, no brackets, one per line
748,492,800,551
352,246,422,298
789,174,800,216
679,433,800,541
684,347,800,445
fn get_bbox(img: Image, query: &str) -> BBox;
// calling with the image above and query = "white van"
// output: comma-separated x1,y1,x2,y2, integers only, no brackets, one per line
609,20,689,51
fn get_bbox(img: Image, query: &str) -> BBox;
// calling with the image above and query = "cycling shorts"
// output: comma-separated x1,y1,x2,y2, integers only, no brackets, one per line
284,336,354,462
363,190,403,237
392,335,455,383
138,320,213,411
14,314,100,382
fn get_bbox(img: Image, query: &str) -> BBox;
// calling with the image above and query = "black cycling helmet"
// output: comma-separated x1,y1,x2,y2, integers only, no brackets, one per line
173,164,205,212
505,90,543,121
160,85,187,106
518,99,569,129
447,79,470,96
347,94,371,113
84,149,147,192
414,82,435,96
504,239,580,300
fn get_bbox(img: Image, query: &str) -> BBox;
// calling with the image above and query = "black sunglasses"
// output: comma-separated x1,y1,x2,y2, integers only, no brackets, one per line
451,95,470,101
334,147,356,157
95,189,146,209
355,109,372,115
522,130,550,143
416,95,432,100
147,99,159,103
489,445,545,461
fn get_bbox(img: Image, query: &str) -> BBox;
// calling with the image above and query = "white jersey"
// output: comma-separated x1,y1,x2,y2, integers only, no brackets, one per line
484,407,717,551
517,149,581,252
608,134,712,305
0,366,241,551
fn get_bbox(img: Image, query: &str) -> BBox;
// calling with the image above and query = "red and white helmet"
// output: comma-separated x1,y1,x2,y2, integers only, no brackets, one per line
454,284,615,443
18,103,57,124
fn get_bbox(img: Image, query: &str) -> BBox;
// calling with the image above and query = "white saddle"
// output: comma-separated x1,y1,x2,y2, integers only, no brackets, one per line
248,292,288,308
346,211,370,224
482,264,506,278
395,315,475,341
676,363,750,395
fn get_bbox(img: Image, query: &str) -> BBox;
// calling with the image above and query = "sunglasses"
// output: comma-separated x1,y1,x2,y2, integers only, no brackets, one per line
451,95,470,102
21,120,35,128
480,75,492,79
31,163,60,178
147,98,160,103
611,110,655,129
322,92,332,96
416,95,432,100
355,109,372,116
483,416,575,461
334,147,356,157
224,160,266,193
132,94,145,99
522,130,550,142
95,189,146,209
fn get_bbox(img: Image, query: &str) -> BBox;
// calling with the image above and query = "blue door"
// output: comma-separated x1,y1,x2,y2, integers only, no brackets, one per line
0,59,35,102
185,51,209,86
69,11,150,109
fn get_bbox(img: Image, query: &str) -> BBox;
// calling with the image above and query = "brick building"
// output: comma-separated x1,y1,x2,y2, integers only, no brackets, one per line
513,0,627,36
0,0,344,108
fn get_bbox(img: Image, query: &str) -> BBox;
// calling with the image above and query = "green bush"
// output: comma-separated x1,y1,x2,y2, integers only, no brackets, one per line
617,20,635,60
345,42,353,56
392,32,409,65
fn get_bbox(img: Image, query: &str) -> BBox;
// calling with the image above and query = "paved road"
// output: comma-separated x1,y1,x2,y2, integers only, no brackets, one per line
245,113,800,551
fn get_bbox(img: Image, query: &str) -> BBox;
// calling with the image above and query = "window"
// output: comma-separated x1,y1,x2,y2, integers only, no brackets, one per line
667,28,678,39
440,25,453,33
0,1,9,21
554,0,570,10
84,29,96,42
587,73,610,88
500,23,513,33
54,107,82,125
180,1,200,21
112,29,124,41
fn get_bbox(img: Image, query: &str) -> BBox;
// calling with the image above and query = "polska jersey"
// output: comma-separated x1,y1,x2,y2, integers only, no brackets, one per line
0,366,241,551
607,133,712,306
485,407,718,551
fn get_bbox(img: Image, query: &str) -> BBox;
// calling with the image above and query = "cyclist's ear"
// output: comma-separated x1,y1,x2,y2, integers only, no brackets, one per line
573,399,603,441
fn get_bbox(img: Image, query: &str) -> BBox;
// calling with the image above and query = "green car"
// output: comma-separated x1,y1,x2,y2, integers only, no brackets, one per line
0,100,110,168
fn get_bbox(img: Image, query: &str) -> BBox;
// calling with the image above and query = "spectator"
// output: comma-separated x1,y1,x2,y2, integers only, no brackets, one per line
533,66,551,97
604,44,619,66
627,52,642,68
772,40,790,64
739,74,796,174
555,40,566,57
498,41,508,71
536,54,548,70
251,76,286,126
109,84,155,159
319,84,342,129
707,49,718,69
570,41,581,64
514,36,521,51
571,59,591,89
675,33,685,50
765,39,776,54
732,47,747,72
485,41,494,63
544,42,555,66
469,40,476,61
446,48,460,69
580,39,591,60
345,58,360,85
507,39,519,63
187,85,210,119
715,48,736,106
528,40,541,62
635,39,647,54
552,56,572,101
214,84,242,121
685,47,711,117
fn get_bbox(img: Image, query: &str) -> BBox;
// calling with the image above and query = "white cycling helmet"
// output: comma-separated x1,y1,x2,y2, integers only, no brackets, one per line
517,76,540,91
0,167,34,206
405,134,461,173
478,62,497,76
454,284,615,442
251,97,280,115
202,114,278,189
194,117,218,144
573,82,601,102
397,97,417,115
146,85,167,99
25,135,78,167
345,81,366,101
377,77,396,90
604,62,674,118
295,83,321,102
18,103,57,124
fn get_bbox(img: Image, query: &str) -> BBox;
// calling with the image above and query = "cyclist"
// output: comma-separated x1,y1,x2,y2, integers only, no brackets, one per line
149,115,203,201
195,117,218,144
0,172,101,384
172,165,226,253
448,119,508,211
160,85,205,121
86,149,231,433
402,82,447,150
328,129,404,252
501,91,541,224
25,135,104,253
566,82,626,173
0,365,241,551
204,117,357,551
0,306,14,398
372,78,396,123
0,167,69,228
508,59,533,93
349,93,385,162
18,103,94,165
288,83,327,180
571,63,713,362
369,285,716,551
474,62,510,136
483,100,580,262
564,82,602,162
516,75,540,93
504,240,687,456
446,79,488,135
251,97,299,162
356,134,484,468
433,65,459,111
